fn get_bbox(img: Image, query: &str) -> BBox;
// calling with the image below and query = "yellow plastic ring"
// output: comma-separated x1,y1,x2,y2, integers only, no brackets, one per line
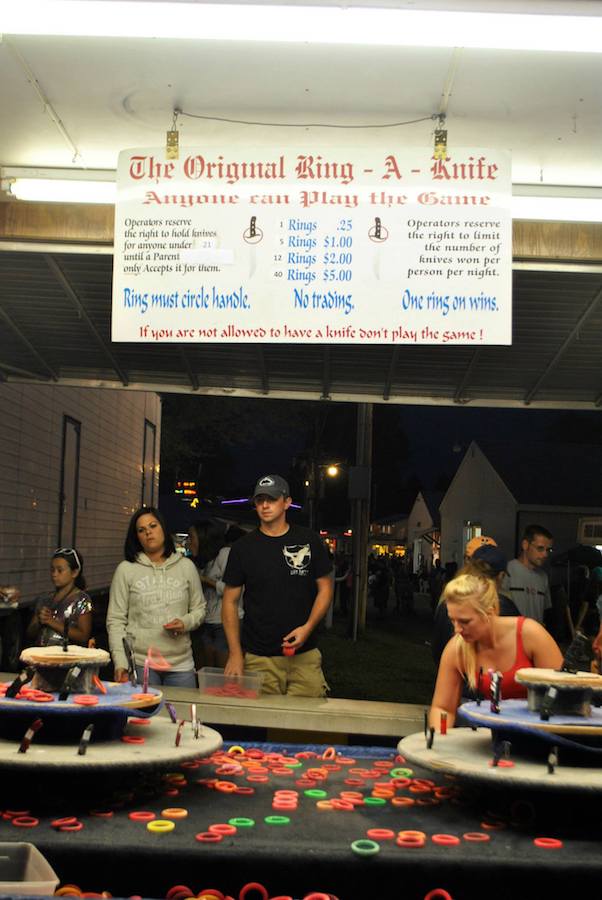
228,745,245,755
147,819,176,833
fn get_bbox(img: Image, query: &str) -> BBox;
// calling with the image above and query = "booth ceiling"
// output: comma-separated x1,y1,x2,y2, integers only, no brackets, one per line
1,1,601,407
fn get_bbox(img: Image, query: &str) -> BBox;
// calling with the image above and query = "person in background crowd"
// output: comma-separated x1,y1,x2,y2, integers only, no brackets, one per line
431,541,519,665
222,474,333,696
107,506,205,687
502,524,553,625
26,548,92,647
429,562,563,729
188,518,243,669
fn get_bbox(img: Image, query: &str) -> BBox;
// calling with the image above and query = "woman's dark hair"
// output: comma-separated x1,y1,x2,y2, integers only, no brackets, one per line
189,518,227,568
52,548,86,589
124,506,175,562
224,524,246,545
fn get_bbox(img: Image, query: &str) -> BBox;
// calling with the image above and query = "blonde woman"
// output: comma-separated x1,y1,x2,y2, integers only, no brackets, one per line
429,565,562,729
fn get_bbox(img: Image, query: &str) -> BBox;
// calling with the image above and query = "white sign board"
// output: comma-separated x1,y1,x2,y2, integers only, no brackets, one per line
112,145,512,345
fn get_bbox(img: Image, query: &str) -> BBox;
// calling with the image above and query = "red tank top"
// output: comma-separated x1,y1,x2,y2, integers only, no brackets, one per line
478,617,531,700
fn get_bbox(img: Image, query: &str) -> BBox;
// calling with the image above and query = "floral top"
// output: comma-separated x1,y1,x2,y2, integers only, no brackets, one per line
34,590,93,646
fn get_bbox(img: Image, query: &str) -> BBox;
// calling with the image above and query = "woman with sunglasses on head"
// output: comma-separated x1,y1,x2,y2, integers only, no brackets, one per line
107,506,205,687
26,548,92,647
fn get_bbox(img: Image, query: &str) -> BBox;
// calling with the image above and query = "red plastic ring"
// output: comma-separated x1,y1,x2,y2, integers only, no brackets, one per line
208,823,237,835
534,837,563,849
73,695,99,706
12,816,39,828
239,885,269,900
396,836,426,848
52,816,79,827
129,811,156,821
59,822,84,832
431,834,460,846
166,886,194,900
366,828,395,840
424,891,453,900
195,831,223,843
463,832,491,842
121,736,146,744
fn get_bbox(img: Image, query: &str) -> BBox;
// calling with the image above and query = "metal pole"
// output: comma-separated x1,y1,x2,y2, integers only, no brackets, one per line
351,402,373,640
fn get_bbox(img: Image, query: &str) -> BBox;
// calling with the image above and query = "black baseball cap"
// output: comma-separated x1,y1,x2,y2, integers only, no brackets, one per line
252,474,290,500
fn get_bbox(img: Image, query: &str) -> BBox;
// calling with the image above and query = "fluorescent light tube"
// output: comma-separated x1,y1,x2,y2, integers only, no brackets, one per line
2,1,602,52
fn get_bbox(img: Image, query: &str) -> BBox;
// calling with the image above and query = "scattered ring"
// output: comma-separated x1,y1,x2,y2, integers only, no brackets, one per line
11,816,39,828
128,811,156,822
463,832,491,842
147,819,175,833
208,823,237,835
351,839,380,857
432,834,460,846
195,832,222,843
264,816,290,825
366,829,395,840
161,808,188,819
228,817,255,828
534,837,563,849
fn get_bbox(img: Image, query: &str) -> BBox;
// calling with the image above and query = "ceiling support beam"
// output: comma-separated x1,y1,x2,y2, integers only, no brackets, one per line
383,348,399,401
0,361,54,380
454,350,482,403
255,346,269,394
523,282,602,405
0,304,59,381
43,254,129,386
179,348,199,391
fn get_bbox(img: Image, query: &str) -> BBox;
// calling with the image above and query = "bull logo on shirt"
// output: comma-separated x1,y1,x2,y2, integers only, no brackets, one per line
283,543,311,575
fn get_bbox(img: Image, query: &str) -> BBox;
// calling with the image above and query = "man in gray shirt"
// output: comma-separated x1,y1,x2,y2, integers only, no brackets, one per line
502,524,553,625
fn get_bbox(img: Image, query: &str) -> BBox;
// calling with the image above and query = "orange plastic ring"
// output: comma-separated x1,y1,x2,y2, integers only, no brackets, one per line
161,808,188,819
73,695,99,706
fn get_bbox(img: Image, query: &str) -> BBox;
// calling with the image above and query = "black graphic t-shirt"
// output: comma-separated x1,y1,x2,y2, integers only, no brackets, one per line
223,524,332,656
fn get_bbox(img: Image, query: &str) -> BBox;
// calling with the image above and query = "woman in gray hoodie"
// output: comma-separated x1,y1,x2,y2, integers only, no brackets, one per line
107,507,205,687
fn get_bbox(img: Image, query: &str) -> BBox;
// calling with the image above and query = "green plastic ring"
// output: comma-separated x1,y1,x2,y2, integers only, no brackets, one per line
351,839,380,856
363,797,387,807
264,816,291,825
282,760,303,768
390,767,414,778
304,789,328,799
228,817,255,827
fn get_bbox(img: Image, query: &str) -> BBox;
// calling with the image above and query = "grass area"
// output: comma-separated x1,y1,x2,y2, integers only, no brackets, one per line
320,597,437,705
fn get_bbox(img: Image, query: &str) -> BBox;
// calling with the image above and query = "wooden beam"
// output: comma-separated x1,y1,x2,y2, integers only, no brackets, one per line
2,204,602,261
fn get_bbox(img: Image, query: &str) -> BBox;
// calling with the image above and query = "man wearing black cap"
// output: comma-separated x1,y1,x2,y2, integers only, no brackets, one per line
222,474,333,696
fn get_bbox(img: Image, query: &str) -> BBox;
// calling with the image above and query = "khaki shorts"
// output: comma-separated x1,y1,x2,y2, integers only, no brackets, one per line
244,647,328,697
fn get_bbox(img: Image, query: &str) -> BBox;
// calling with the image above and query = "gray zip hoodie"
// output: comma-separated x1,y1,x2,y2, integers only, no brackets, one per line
107,552,205,672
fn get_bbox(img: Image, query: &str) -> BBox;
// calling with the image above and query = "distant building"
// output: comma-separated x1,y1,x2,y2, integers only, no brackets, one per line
0,382,161,603
440,440,602,564
407,490,443,573
369,513,408,557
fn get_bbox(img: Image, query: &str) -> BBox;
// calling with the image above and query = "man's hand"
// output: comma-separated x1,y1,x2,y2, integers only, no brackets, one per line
593,627,602,655
225,651,244,677
39,606,54,625
282,624,311,651
163,618,185,638
114,668,129,683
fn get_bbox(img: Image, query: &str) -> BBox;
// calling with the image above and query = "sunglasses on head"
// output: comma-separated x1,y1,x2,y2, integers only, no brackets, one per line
54,547,81,569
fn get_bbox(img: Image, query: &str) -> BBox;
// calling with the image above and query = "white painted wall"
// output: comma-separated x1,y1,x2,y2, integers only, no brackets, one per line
0,383,161,601
439,442,516,565
407,491,437,571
